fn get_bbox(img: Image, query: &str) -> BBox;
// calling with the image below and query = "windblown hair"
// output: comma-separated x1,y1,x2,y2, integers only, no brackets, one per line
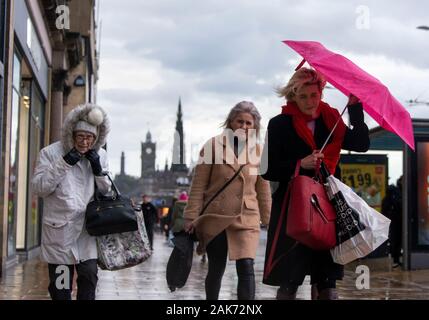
222,101,262,135
277,67,326,102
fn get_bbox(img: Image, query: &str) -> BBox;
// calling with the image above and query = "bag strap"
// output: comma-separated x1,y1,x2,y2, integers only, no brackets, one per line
293,160,301,178
94,172,121,200
293,159,323,180
199,164,245,217
264,171,298,279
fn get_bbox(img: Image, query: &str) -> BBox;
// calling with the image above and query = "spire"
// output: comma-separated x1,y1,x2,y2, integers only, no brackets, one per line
165,158,169,172
172,97,187,172
120,151,125,176
176,98,183,133
146,131,152,142
178,97,182,116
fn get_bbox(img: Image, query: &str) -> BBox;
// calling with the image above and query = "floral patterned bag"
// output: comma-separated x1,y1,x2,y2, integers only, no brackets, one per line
96,210,152,271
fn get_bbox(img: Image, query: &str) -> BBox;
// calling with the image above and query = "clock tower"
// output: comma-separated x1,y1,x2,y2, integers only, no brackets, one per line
141,131,156,178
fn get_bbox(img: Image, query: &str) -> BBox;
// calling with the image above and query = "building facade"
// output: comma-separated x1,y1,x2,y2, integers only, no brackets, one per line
0,0,99,276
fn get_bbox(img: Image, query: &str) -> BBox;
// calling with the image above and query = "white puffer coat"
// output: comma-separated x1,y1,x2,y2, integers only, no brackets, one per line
31,104,111,265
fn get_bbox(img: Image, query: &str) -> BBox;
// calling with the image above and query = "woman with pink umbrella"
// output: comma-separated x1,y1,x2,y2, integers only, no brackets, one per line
262,67,370,300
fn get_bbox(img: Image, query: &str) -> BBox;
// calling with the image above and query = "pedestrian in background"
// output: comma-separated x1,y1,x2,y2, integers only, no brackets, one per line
170,191,189,235
382,176,403,267
140,194,158,250
184,101,272,300
162,199,175,242
31,104,111,300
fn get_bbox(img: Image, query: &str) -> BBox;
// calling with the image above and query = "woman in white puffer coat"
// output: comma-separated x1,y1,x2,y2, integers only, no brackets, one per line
31,103,111,300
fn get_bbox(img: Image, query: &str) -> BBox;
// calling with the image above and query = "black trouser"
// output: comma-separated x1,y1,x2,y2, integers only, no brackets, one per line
145,223,154,249
205,231,255,300
48,259,98,300
390,220,402,264
278,244,338,295
280,279,337,295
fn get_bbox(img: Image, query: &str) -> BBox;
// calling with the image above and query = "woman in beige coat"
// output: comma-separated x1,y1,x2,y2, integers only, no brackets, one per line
184,101,272,300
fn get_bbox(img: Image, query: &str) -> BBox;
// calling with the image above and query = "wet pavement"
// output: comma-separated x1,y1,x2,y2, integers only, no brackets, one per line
1,230,429,300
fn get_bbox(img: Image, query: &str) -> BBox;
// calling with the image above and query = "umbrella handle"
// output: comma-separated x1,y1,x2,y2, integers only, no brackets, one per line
320,105,348,154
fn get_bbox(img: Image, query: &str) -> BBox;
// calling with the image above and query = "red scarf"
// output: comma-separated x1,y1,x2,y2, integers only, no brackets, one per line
281,101,346,174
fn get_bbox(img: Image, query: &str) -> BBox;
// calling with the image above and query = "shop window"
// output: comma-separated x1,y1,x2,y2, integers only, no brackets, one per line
7,54,21,256
0,0,5,62
15,79,30,250
26,85,44,249
8,49,46,254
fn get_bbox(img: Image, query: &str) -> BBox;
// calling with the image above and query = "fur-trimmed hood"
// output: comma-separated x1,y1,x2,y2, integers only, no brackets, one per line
62,104,110,152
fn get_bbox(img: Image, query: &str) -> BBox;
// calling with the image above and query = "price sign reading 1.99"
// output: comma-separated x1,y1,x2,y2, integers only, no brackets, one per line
342,171,373,189
339,155,388,213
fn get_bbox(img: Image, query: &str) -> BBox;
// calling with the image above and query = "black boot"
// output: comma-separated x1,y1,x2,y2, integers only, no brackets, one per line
316,279,338,300
236,259,255,300
318,288,338,300
205,270,224,300
311,284,318,300
276,285,298,300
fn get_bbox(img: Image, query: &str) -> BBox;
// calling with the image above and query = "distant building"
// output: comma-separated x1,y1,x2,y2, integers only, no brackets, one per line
115,99,192,203
141,131,156,176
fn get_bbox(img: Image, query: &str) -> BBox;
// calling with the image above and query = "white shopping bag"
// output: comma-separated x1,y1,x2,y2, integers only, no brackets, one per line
325,176,391,265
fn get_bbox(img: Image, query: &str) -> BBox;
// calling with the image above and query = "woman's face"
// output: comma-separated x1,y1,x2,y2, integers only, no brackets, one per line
293,84,321,117
230,112,255,140
73,131,95,154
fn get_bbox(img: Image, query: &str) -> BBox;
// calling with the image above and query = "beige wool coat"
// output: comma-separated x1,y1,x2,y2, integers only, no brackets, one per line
184,134,272,260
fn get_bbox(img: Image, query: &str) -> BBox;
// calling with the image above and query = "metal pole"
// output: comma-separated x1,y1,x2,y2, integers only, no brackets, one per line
320,105,348,153
403,143,410,270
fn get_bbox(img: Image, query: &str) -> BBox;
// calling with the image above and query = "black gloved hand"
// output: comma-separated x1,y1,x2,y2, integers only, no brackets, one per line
63,148,83,166
347,102,365,126
85,149,103,176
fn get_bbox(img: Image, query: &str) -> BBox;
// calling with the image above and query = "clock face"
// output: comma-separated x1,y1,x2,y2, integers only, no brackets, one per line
146,148,152,155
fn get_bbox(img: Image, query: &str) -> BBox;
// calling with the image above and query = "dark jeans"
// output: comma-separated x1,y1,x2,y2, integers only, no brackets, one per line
205,231,255,300
145,223,154,249
48,259,98,300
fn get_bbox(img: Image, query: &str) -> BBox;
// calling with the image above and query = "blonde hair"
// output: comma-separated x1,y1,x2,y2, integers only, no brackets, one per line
277,68,326,102
222,101,261,135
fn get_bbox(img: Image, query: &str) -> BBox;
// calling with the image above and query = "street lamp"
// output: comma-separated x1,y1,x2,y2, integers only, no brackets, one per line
414,26,429,107
407,99,429,106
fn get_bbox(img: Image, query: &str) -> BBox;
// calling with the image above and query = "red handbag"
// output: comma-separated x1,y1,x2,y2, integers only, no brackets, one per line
285,160,337,250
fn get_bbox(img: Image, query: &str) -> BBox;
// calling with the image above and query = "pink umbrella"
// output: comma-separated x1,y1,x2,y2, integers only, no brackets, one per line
283,40,415,150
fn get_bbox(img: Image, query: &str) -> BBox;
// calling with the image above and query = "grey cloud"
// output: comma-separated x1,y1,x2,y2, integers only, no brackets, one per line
102,0,429,84
98,0,429,175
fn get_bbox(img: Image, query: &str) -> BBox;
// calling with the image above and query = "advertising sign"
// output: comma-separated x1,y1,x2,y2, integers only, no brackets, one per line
339,154,388,213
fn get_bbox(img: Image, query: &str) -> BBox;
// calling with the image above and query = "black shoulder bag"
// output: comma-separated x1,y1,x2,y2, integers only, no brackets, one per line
86,174,138,236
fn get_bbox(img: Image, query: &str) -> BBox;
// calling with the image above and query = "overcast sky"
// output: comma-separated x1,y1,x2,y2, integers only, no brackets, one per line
97,0,429,182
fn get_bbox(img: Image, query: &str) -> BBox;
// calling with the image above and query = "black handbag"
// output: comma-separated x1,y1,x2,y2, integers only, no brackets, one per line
166,231,194,292
86,174,138,236
166,164,245,292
